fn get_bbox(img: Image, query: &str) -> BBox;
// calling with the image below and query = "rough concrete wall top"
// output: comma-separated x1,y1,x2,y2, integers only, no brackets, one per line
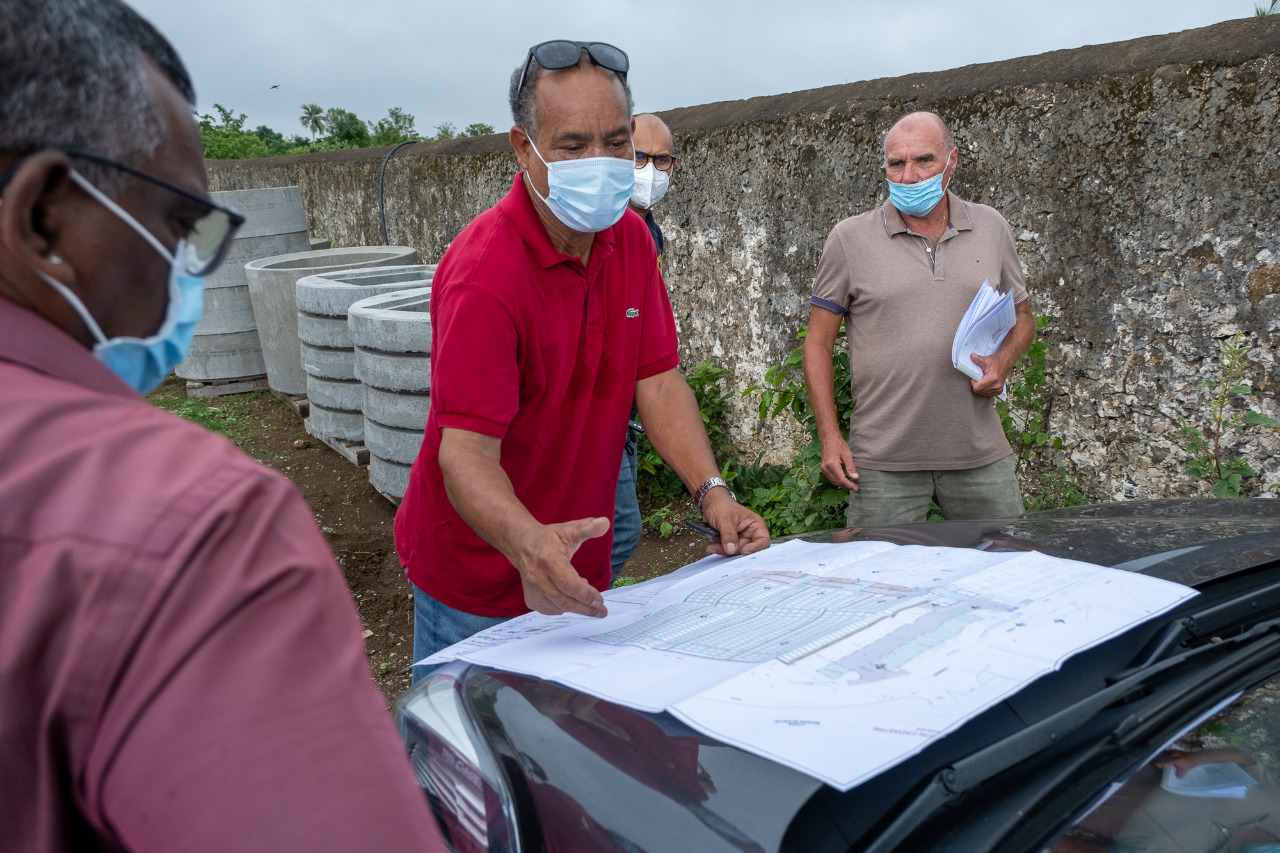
207,15,1280,502
654,16,1280,131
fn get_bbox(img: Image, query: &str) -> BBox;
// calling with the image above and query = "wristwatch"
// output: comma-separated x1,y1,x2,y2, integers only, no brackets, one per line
694,476,734,512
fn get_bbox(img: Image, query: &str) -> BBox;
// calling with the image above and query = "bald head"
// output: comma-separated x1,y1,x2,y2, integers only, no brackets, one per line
633,113,673,154
629,113,675,212
883,111,954,161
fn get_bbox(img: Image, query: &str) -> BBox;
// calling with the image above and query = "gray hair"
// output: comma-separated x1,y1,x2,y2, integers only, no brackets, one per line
508,50,634,141
0,0,195,195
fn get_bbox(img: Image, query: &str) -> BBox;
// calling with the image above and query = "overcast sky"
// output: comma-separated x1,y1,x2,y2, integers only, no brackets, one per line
129,1,1255,141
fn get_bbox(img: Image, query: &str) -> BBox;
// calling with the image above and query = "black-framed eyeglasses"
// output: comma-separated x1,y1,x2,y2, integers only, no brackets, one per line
63,149,245,276
517,40,629,96
635,151,675,172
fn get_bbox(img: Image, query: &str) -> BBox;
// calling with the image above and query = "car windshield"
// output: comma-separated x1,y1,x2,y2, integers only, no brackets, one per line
1051,672,1280,853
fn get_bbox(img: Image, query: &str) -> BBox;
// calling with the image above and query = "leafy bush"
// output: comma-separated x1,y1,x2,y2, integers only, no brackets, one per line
996,315,1061,476
735,326,852,535
637,317,1088,539
636,360,735,534
1175,331,1277,497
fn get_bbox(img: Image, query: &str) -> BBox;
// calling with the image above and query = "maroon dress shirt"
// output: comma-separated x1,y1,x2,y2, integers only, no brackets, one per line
0,297,444,851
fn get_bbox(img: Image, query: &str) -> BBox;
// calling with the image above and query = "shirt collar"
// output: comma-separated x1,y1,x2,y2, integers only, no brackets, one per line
0,295,137,397
500,173,616,271
879,189,974,237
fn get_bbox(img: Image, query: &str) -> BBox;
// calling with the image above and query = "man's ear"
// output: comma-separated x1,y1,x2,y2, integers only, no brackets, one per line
509,125,531,172
0,150,80,287
0,150,98,343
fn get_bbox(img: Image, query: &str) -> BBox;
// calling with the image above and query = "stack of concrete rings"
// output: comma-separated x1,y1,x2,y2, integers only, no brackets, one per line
176,186,310,382
296,265,435,442
245,246,418,396
347,287,432,498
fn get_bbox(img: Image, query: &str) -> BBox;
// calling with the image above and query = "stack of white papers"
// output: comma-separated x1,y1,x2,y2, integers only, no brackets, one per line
1160,762,1257,799
423,540,1197,791
952,281,1015,389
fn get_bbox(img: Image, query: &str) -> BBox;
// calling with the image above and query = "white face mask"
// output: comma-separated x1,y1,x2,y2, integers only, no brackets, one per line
630,162,670,210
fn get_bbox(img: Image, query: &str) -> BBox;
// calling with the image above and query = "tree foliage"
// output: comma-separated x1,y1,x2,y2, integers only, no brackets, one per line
198,104,269,160
322,107,370,148
299,103,325,141
369,107,419,146
201,102,495,157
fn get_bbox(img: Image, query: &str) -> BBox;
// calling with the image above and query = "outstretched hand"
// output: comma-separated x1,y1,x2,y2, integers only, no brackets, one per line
513,516,610,617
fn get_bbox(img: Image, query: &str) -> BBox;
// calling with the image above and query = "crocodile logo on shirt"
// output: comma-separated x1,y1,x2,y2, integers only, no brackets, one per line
626,308,640,319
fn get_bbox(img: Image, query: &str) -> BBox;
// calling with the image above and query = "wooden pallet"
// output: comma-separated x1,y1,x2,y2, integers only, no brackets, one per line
304,419,370,467
375,487,402,507
184,375,269,398
271,389,310,420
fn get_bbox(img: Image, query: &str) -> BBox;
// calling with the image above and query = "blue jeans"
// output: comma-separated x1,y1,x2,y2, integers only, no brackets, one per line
611,427,642,584
411,583,510,682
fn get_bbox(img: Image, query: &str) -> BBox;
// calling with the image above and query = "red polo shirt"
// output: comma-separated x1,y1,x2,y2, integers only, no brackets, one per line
395,175,680,616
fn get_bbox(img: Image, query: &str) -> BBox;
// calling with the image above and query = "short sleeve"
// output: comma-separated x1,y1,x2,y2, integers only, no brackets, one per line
431,283,520,438
995,216,1029,305
810,226,853,315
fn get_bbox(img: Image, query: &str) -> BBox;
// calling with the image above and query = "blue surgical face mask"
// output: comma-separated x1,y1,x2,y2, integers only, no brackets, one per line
36,169,205,394
527,140,635,233
887,155,952,217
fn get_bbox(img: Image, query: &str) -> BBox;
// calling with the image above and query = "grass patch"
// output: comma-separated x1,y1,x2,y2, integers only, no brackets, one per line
147,381,273,456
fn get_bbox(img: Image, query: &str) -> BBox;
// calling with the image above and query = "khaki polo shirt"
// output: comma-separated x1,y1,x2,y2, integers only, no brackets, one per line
810,192,1028,471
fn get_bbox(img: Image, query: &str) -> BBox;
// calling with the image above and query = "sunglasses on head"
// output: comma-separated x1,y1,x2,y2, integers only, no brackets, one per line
517,40,629,96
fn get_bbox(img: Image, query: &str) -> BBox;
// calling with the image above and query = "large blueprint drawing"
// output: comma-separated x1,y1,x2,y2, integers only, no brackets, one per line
422,540,1196,790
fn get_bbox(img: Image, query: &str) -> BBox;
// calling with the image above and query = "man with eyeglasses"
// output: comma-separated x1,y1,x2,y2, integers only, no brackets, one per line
628,113,676,260
396,41,770,668
0,2,446,850
611,112,677,580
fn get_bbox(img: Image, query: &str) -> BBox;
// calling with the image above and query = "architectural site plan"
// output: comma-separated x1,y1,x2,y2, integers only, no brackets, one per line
423,539,1196,790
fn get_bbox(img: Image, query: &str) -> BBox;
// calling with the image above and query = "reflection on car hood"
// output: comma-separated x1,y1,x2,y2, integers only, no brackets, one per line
806,499,1280,586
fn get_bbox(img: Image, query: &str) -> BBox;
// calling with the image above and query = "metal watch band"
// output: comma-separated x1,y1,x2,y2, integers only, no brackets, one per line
694,476,733,511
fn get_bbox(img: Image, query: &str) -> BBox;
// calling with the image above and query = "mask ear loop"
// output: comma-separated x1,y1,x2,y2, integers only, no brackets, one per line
66,168,175,265
36,269,110,345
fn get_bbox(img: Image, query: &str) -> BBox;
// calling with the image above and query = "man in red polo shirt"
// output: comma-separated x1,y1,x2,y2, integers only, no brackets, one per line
396,40,770,669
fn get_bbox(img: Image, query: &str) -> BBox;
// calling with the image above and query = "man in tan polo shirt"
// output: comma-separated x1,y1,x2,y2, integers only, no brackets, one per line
803,110,1035,526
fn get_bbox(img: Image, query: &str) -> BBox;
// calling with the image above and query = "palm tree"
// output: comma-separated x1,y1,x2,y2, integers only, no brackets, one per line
299,104,326,142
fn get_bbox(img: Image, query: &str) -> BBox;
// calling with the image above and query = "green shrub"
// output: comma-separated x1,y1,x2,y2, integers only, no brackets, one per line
1175,331,1277,497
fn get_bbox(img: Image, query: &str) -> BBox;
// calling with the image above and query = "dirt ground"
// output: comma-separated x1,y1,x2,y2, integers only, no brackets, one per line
153,378,709,704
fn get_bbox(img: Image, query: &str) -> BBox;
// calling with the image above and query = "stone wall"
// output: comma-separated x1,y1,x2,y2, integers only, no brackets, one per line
207,15,1280,501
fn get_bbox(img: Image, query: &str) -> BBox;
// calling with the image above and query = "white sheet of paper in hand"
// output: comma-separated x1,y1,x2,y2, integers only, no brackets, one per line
952,281,1015,396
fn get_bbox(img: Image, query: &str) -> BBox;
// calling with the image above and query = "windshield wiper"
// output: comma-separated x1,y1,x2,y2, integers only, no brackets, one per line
860,620,1280,853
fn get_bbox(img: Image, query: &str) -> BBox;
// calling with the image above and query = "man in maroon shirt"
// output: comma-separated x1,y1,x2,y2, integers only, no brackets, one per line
0,1,445,850
397,41,771,668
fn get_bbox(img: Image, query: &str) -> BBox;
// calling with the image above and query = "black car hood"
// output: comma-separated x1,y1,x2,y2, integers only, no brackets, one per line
460,500,1280,853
